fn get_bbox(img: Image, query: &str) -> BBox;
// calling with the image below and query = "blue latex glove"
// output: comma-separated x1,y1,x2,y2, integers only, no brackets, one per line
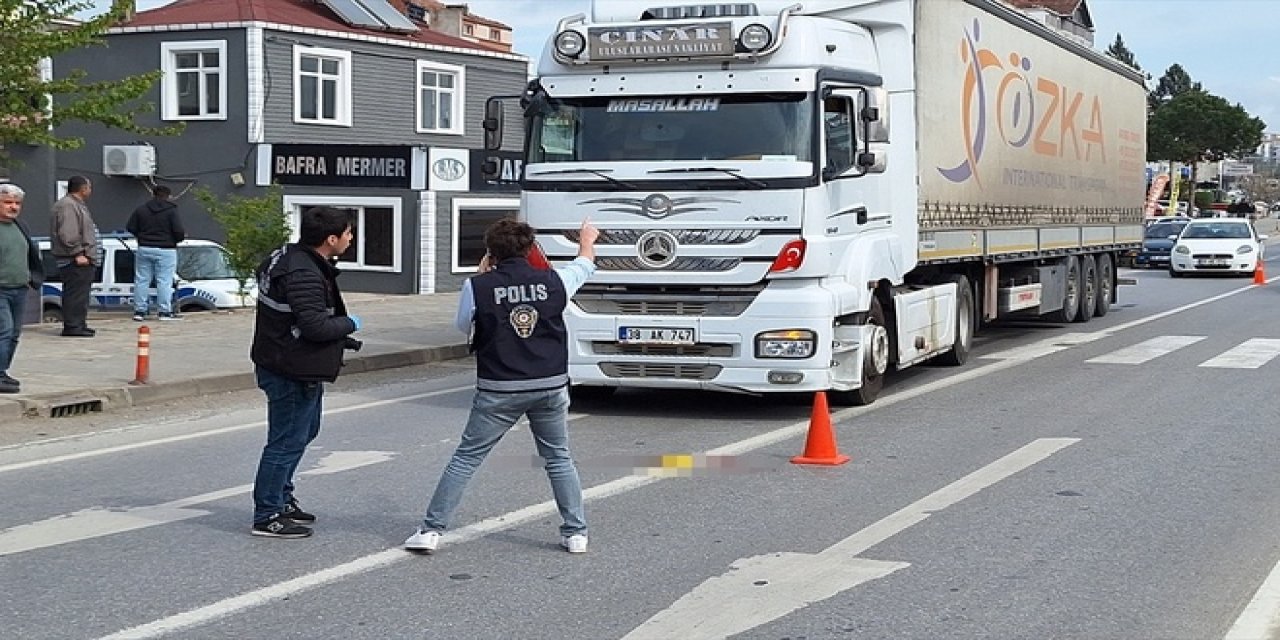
349,315,362,331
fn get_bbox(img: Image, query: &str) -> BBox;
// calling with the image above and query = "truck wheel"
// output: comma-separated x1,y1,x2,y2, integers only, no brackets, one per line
1094,253,1113,317
1046,256,1080,323
935,275,973,366
42,305,63,324
841,297,888,406
1074,255,1096,323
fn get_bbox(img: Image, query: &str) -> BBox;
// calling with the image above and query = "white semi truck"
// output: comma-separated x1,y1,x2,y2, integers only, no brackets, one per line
481,0,1147,405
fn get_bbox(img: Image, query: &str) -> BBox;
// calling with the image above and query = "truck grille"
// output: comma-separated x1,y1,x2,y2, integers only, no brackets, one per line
595,256,741,272
593,343,734,357
573,283,765,317
564,228,760,245
599,362,723,380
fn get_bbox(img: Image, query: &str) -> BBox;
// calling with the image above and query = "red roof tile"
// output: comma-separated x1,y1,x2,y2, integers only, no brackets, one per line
124,0,507,53
1005,0,1083,16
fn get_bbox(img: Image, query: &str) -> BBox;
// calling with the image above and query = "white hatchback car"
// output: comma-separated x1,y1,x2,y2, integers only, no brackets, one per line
1168,219,1268,277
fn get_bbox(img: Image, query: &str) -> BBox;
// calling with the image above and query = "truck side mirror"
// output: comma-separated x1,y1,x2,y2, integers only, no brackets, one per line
483,99,504,151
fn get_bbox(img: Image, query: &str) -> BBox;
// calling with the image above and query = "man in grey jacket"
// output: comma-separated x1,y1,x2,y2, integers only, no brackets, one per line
50,176,101,337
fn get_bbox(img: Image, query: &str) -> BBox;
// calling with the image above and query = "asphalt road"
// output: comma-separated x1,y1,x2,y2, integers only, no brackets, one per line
2,260,1279,640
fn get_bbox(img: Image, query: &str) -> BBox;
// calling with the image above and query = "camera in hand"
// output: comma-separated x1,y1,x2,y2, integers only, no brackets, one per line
344,337,363,352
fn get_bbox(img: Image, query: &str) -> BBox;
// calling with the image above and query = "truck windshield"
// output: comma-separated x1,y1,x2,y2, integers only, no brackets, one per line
528,93,814,164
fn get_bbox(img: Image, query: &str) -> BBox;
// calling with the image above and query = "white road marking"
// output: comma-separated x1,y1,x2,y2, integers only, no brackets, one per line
981,332,1102,361
623,438,1077,639
0,451,394,557
1224,554,1280,640
1085,335,1206,364
1199,338,1280,369
0,385,472,475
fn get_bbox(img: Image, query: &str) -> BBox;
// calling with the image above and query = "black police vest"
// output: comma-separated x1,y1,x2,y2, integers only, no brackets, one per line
470,259,569,392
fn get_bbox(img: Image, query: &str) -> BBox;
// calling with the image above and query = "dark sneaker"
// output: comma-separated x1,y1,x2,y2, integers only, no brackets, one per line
251,514,312,538
283,498,316,523
61,328,95,337
0,380,18,394
0,373,18,385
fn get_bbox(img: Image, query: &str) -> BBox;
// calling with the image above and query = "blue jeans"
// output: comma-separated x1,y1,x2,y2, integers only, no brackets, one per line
252,366,324,523
421,387,586,537
0,286,27,375
133,246,178,315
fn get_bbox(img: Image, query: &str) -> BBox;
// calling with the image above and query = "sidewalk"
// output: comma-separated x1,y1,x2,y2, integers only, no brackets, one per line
0,292,470,420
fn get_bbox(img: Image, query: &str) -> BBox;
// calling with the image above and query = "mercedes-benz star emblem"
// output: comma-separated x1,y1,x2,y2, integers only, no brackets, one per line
432,158,466,181
636,230,678,269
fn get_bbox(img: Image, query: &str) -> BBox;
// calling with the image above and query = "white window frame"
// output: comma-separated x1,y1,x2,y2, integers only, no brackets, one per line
293,45,352,127
283,196,402,272
415,60,465,135
451,197,519,273
160,40,227,121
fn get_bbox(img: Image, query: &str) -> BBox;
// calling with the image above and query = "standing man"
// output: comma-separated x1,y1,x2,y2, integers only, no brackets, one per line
126,185,186,321
0,184,44,394
406,217,598,555
249,206,361,539
49,175,100,337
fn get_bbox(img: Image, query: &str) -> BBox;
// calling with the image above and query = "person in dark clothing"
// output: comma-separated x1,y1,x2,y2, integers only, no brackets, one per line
126,185,186,321
49,175,100,337
405,217,598,555
0,184,45,394
248,206,361,539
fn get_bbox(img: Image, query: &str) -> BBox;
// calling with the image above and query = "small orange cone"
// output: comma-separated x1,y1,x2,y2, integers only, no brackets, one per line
791,391,851,466
1254,260,1266,285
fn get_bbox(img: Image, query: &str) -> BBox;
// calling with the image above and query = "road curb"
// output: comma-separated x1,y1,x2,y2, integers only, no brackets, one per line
11,343,469,419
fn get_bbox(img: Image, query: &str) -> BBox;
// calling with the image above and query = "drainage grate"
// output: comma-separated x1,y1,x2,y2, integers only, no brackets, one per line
48,399,103,418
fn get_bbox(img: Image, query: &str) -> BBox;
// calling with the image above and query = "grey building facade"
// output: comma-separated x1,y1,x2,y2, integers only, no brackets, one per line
9,0,527,294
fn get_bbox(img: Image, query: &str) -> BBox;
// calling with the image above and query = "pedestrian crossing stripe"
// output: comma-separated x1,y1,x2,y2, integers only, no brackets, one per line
1082,335,1280,369
1086,336,1206,365
1199,338,1280,369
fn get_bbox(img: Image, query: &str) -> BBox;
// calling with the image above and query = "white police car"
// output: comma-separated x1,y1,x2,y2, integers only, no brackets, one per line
36,233,255,323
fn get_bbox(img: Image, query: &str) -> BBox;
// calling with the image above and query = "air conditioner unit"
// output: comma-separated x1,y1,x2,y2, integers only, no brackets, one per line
102,145,156,176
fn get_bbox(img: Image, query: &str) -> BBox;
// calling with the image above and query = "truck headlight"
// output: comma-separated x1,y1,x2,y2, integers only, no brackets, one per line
756,330,815,359
555,30,586,58
738,24,772,52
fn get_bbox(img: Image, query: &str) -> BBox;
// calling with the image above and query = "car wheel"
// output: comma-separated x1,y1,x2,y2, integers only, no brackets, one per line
42,305,63,324
1169,266,1184,278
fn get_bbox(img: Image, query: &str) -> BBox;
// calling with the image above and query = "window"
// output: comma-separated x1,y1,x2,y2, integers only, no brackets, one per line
283,196,402,271
452,198,518,272
416,61,464,134
823,95,856,176
293,46,352,126
160,41,227,120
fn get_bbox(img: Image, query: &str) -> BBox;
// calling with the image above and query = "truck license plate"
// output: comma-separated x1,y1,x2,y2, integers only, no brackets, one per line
618,327,695,345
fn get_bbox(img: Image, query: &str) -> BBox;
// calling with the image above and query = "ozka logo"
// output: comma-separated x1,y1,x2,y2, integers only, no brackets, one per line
937,18,1108,187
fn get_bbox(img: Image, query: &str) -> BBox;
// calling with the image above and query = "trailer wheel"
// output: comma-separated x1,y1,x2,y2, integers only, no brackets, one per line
1094,253,1113,317
842,297,888,406
1074,254,1096,323
1045,256,1080,323
935,275,973,366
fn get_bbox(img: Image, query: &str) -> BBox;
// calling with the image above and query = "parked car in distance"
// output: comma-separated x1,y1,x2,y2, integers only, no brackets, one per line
35,233,255,323
1134,219,1191,268
1168,219,1268,277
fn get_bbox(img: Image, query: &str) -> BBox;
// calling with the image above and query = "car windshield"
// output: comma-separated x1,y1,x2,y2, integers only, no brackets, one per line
1181,223,1252,239
1146,222,1186,238
177,246,236,280
527,93,815,163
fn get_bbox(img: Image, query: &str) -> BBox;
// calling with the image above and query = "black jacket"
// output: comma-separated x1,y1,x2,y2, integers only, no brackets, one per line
13,218,44,289
470,258,569,392
250,244,357,383
126,198,185,248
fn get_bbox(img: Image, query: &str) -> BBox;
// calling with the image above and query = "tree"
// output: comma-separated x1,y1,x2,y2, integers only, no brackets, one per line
1147,89,1265,204
0,0,175,163
1148,64,1201,113
1105,34,1142,72
196,185,290,300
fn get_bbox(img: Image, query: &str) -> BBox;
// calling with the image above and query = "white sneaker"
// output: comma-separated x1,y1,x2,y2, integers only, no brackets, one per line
561,534,588,554
404,528,441,552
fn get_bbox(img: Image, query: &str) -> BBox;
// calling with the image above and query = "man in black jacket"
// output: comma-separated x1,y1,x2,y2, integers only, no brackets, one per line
0,184,45,394
126,185,186,321
248,207,360,538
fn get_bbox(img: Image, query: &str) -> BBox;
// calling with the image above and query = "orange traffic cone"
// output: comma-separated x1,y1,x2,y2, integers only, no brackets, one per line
1254,260,1266,285
790,391,851,466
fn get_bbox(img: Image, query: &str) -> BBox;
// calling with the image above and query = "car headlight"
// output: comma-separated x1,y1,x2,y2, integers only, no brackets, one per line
1174,245,1190,254
1236,245,1255,254
756,329,815,359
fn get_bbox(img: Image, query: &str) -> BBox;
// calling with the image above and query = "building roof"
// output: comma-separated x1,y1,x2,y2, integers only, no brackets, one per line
123,0,504,53
1005,0,1082,15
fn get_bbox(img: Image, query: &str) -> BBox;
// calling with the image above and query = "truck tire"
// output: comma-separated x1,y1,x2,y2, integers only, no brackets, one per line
935,275,973,366
841,297,888,406
42,305,63,324
1045,256,1080,323
1074,254,1096,323
1094,253,1113,317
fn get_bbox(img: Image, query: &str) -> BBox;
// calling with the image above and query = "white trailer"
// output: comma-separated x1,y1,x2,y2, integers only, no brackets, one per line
481,0,1146,404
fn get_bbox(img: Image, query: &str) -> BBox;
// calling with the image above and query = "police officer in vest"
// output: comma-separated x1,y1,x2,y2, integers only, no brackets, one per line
407,217,599,554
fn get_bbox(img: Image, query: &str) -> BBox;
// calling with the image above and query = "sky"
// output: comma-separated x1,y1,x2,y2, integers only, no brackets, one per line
91,0,1280,132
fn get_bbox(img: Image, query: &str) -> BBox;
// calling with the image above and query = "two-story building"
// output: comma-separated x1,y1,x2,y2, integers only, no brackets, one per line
9,0,528,294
